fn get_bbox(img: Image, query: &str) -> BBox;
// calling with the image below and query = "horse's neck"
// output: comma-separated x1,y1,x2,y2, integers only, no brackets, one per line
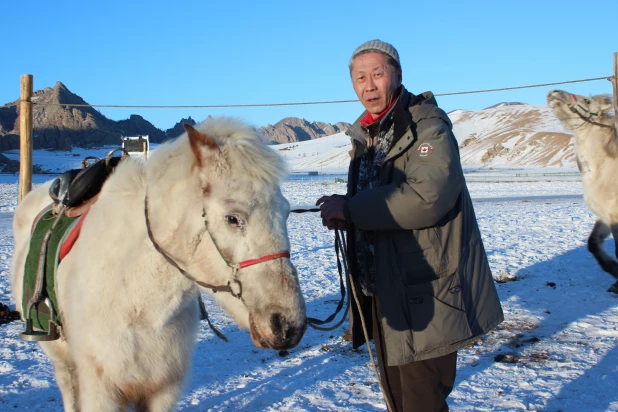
67,159,199,326
573,124,618,174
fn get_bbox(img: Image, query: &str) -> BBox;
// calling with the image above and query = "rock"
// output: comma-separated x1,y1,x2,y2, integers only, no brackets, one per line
494,354,519,363
260,117,350,144
165,116,197,139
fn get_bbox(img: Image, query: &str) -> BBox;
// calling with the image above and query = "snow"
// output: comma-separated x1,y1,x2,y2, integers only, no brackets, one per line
0,137,617,410
277,132,352,174
0,173,617,410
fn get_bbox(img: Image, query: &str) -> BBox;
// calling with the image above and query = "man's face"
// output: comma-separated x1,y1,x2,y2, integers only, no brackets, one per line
350,52,401,119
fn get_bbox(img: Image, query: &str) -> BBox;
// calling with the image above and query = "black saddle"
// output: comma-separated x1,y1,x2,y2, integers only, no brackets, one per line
49,149,129,207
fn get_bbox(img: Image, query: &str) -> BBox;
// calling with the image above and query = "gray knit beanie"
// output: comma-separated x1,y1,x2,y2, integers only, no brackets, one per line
349,39,400,68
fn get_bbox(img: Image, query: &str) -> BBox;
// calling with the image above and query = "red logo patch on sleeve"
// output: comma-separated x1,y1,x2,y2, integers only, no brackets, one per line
417,143,434,157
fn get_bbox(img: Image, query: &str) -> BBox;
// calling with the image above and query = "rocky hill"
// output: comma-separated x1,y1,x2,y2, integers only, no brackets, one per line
0,83,347,151
260,117,350,144
0,82,169,151
165,116,197,139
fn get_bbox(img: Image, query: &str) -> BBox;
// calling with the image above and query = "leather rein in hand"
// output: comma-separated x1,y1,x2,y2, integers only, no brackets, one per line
290,207,349,331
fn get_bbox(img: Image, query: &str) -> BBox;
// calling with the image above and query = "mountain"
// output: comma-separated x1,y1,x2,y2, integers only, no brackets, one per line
450,103,575,168
482,102,527,110
260,117,350,144
0,82,168,151
279,103,577,173
0,83,348,151
165,116,197,139
0,83,574,169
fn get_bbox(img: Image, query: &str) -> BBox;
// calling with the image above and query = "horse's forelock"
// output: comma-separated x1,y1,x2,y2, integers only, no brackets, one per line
197,117,286,185
227,138,286,185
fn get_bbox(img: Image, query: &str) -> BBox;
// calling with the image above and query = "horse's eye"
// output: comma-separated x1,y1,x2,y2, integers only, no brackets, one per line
584,99,591,104
225,215,241,227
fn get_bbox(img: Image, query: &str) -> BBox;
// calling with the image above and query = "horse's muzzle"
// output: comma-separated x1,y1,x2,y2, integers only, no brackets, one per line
249,312,307,350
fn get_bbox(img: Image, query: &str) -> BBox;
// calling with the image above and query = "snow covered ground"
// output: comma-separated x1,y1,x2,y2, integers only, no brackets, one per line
0,177,617,411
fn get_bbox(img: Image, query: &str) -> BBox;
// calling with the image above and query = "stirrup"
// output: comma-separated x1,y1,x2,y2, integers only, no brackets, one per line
20,298,60,341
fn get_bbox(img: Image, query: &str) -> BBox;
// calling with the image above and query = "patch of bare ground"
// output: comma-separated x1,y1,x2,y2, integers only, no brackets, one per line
498,320,538,332
0,302,20,327
495,271,518,283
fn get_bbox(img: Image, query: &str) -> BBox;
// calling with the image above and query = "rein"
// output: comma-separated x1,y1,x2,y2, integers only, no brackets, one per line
290,207,394,412
290,207,349,331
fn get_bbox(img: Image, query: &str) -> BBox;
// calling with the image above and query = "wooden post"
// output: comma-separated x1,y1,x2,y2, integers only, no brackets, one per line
143,140,148,160
613,52,618,133
19,74,33,203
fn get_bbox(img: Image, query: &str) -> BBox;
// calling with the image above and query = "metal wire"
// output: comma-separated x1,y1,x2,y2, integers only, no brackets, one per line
29,76,614,109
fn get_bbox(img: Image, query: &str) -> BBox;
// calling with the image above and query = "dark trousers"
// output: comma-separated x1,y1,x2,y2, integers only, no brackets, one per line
372,297,457,412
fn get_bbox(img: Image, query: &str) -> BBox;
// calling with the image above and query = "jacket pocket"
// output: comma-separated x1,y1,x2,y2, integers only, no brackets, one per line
406,271,473,354
391,229,439,284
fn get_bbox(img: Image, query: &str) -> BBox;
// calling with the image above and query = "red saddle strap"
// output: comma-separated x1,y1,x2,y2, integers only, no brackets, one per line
59,210,90,262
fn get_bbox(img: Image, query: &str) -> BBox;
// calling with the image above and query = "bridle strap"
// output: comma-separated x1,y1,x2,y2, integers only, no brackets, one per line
567,94,613,129
144,197,238,296
144,196,234,341
202,213,291,273
145,197,291,297
145,194,293,340
239,252,291,269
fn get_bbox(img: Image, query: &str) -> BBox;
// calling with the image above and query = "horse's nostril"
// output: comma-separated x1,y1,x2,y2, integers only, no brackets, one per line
270,313,284,336
270,313,306,348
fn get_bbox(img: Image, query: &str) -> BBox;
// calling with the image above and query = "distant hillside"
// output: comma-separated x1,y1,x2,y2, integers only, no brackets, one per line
483,102,527,110
0,83,348,151
0,82,167,150
279,103,578,172
165,116,197,139
450,103,575,168
260,117,350,144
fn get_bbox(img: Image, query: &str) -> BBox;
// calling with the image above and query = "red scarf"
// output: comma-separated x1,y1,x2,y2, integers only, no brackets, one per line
360,97,398,126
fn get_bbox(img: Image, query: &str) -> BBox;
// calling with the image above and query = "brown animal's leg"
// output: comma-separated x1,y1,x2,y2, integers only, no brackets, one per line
588,220,618,285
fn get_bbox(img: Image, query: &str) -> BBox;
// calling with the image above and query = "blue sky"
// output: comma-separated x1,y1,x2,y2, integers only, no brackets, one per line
2,0,617,130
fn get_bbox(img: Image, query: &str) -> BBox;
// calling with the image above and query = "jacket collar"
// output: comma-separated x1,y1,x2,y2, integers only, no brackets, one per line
359,96,399,126
347,86,414,153
347,87,451,162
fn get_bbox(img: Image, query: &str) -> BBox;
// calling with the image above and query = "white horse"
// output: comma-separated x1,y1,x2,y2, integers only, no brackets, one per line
10,118,307,411
547,90,618,293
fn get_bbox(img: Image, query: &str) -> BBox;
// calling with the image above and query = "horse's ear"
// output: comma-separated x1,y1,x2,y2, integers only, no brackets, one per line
184,124,217,166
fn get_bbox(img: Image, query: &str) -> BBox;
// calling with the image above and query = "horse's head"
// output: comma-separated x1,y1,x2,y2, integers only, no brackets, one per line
547,90,614,130
178,119,306,350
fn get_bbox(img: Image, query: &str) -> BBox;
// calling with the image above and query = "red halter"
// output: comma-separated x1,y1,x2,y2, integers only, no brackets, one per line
238,252,291,269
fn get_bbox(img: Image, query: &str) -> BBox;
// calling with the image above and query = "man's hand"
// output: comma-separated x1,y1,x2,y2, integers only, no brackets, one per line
316,195,347,230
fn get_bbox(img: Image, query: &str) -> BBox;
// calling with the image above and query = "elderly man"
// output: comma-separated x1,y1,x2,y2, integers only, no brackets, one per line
317,40,503,412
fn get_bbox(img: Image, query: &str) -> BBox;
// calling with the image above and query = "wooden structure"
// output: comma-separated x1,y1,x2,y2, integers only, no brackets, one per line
613,52,618,133
19,74,33,203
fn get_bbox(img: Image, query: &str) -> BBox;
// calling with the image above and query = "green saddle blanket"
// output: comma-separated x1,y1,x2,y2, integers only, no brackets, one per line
22,206,81,331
